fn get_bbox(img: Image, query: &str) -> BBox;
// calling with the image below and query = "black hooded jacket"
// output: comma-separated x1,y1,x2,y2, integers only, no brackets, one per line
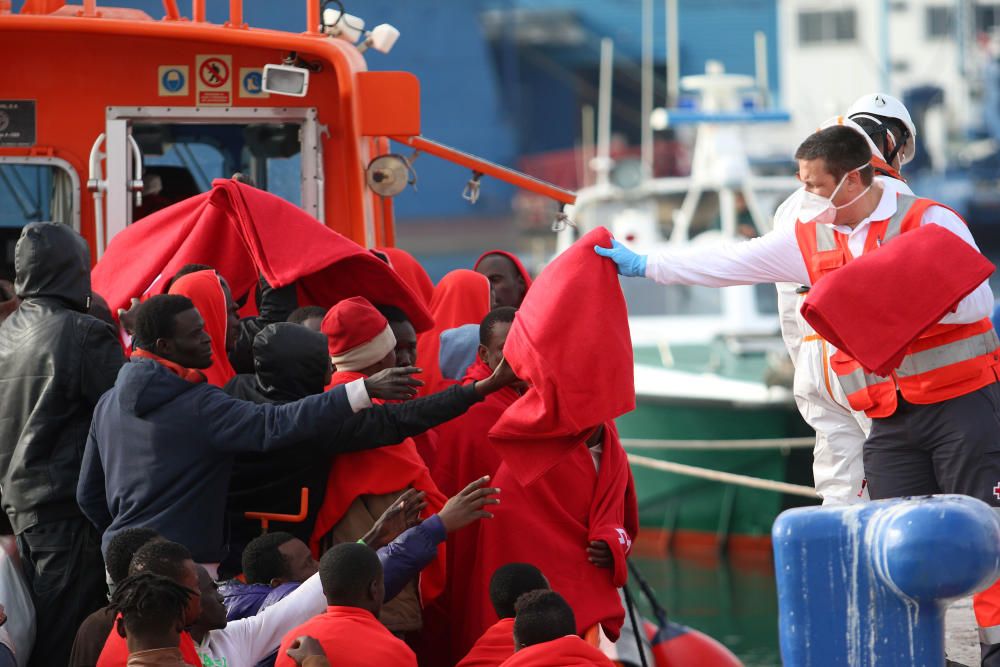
224,323,332,546
0,222,124,533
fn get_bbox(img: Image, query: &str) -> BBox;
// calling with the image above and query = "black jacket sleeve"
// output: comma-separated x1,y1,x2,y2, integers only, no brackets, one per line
230,276,299,374
329,384,482,454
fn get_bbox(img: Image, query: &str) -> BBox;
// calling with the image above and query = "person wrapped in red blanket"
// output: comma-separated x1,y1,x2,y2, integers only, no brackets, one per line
464,227,638,658
474,250,533,308
310,297,448,636
498,590,614,667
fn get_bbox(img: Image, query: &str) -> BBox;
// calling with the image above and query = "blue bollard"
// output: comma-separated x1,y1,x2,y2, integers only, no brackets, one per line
773,495,1000,666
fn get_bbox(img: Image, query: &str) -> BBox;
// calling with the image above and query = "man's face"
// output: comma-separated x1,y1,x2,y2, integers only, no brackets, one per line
388,319,417,368
277,538,319,585
218,278,240,354
479,321,511,371
195,565,227,631
179,559,203,626
796,158,839,199
476,255,526,308
156,309,213,369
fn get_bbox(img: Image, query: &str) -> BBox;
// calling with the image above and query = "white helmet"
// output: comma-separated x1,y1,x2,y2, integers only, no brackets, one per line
845,93,917,165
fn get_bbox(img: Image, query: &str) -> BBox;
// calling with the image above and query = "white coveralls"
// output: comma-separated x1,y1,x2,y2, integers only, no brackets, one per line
774,176,912,505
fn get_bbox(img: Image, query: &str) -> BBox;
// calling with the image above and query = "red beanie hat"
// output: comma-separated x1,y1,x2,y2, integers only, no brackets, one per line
322,296,396,371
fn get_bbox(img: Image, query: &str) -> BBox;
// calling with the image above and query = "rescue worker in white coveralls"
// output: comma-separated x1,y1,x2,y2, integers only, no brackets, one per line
774,93,917,505
595,124,1000,666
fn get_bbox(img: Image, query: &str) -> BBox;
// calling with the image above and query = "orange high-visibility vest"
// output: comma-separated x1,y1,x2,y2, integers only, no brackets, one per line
795,194,1000,418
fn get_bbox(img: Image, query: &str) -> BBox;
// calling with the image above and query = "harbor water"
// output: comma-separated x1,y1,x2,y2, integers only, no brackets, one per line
631,554,781,667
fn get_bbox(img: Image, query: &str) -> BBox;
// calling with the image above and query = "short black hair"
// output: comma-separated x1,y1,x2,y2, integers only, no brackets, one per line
287,305,327,325
489,563,548,619
106,528,161,585
128,539,193,582
375,304,409,325
166,263,215,290
480,307,517,346
319,542,381,601
110,572,191,639
241,532,296,585
133,294,195,350
513,590,577,649
795,125,873,186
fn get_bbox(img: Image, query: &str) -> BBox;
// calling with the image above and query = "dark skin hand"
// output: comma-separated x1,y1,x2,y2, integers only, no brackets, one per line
473,357,518,398
286,636,327,665
438,476,501,532
361,488,427,550
587,540,613,568
117,297,142,335
364,366,423,401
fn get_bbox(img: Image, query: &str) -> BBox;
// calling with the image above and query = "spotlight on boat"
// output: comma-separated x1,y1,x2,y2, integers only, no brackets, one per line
359,24,400,54
322,8,366,43
262,64,310,97
650,107,669,132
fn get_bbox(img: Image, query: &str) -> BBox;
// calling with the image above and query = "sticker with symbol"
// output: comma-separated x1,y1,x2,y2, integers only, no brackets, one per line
157,65,189,97
195,54,232,106
239,67,269,99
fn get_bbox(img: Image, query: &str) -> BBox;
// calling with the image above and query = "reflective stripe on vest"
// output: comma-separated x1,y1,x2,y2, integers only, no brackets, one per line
796,194,998,417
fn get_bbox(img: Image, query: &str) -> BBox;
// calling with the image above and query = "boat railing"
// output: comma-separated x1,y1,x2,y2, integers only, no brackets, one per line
627,453,818,499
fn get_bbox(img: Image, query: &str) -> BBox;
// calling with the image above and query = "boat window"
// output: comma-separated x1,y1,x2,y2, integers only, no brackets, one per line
0,162,78,282
133,122,302,221
620,277,722,317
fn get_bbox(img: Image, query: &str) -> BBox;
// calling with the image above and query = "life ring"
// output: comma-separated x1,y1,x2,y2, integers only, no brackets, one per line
644,619,743,667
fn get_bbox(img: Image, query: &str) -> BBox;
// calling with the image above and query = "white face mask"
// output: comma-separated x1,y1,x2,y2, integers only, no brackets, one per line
798,163,872,226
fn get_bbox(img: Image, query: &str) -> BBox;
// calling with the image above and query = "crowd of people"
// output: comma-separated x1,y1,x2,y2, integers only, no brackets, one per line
0,224,637,667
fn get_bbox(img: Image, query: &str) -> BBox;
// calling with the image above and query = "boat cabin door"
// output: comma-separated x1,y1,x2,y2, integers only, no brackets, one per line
93,106,325,256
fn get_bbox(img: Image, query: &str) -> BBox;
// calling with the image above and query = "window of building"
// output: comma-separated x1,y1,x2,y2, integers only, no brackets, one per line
798,9,857,45
926,6,954,38
977,3,1000,33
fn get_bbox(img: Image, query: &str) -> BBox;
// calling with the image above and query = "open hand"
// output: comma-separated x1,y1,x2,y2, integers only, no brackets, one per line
587,540,613,569
438,476,501,532
361,488,427,549
364,366,423,401
286,636,326,665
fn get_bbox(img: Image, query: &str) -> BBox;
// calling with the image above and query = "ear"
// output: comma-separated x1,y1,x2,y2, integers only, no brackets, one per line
154,337,173,357
269,577,284,588
477,344,489,364
116,616,127,638
368,578,379,602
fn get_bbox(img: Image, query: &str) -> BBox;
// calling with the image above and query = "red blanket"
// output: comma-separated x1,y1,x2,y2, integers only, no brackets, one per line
97,621,200,667
275,606,417,667
92,179,432,332
498,636,615,667
474,250,534,290
489,226,635,486
310,371,448,603
466,424,637,657
415,270,492,397
379,247,436,307
456,617,516,667
802,223,995,376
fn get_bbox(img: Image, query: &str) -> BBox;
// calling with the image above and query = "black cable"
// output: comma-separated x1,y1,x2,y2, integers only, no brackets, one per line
626,559,669,628
622,583,650,667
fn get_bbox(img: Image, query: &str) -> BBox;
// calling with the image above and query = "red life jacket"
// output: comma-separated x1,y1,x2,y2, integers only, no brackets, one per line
795,194,1000,417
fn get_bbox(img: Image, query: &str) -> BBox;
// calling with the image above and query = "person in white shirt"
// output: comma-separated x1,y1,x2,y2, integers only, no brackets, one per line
773,97,917,506
596,125,1000,666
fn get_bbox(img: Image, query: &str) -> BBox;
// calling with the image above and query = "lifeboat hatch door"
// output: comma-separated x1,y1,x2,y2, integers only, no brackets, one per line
102,106,323,253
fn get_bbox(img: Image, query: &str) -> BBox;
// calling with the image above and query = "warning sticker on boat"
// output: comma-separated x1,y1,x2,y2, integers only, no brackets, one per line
158,66,189,97
195,55,232,106
239,68,269,99
0,100,36,147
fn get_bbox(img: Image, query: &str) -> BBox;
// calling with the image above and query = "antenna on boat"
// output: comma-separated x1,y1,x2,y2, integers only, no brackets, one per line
591,38,615,188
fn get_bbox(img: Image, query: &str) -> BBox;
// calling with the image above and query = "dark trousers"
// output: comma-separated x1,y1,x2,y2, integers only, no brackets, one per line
864,384,1000,667
863,384,1000,504
16,516,107,667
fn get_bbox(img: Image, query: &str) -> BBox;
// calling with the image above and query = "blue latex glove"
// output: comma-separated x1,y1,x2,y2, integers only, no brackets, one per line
594,239,647,277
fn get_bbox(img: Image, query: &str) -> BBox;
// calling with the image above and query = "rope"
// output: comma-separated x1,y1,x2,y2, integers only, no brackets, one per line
627,453,819,498
621,437,815,451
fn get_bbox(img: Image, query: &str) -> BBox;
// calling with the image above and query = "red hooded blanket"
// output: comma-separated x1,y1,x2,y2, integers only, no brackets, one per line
92,179,432,332
415,270,492,397
474,250,534,290
380,247,436,307
802,223,995,376
456,617,516,667
274,606,417,667
498,636,615,667
310,370,448,604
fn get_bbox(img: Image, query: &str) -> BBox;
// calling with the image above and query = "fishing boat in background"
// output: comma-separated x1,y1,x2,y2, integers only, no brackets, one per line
559,53,818,556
